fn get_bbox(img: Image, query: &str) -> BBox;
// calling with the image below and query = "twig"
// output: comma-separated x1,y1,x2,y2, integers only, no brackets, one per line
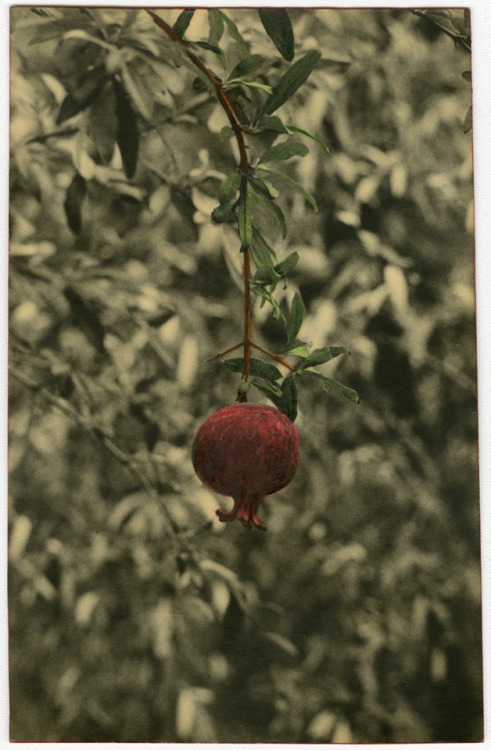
10,366,181,538
211,340,296,374
251,342,296,373
145,9,254,398
211,341,244,361
412,10,471,53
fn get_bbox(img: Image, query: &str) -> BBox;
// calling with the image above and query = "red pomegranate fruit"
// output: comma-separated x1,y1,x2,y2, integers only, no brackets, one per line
192,402,300,530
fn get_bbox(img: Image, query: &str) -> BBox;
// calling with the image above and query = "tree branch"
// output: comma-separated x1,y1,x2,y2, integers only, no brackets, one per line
10,366,181,538
412,10,471,54
146,9,254,398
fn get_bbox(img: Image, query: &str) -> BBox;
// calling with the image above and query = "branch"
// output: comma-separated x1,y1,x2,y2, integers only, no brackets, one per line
146,9,253,396
10,366,181,538
412,10,471,53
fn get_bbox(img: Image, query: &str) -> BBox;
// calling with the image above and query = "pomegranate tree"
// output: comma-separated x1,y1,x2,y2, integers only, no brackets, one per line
192,403,300,530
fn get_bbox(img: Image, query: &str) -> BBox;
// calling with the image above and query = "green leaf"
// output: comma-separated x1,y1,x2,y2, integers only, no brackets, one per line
297,346,349,370
279,375,297,421
224,357,282,381
261,50,321,116
275,251,299,278
254,266,281,285
287,291,305,343
285,124,330,154
228,54,264,81
225,80,273,94
219,126,234,143
191,41,222,55
218,10,248,56
249,234,279,279
258,9,294,62
259,177,279,199
248,182,287,238
173,9,194,38
207,9,224,46
284,340,309,358
301,369,359,402
238,193,252,250
256,115,288,134
251,377,283,400
248,175,276,199
250,230,278,269
258,140,309,165
258,167,318,212
250,375,297,419
219,171,241,203
211,201,235,224
251,283,282,318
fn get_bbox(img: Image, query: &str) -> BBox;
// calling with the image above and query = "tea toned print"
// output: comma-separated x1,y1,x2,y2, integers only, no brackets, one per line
9,7,480,743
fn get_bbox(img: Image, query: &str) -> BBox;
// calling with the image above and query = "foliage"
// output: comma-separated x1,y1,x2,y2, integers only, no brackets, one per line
9,7,481,743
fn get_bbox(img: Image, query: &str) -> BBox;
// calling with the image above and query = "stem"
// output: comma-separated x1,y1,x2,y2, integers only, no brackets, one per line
211,340,297,374
211,341,244,361
240,245,253,401
251,343,296,373
146,9,253,396
411,10,471,53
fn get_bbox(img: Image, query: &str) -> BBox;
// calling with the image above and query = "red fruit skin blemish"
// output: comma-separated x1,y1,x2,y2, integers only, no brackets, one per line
192,403,300,530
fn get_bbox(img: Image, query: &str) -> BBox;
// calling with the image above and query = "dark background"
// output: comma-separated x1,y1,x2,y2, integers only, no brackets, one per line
9,7,482,742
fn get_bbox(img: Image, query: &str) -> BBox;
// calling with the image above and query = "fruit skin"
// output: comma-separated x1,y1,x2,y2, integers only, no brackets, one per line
192,402,300,530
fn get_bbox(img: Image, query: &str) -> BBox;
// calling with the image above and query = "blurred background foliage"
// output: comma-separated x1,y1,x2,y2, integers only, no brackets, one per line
9,7,481,743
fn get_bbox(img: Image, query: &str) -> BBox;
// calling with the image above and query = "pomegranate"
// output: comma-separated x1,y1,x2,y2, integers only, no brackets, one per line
192,402,300,530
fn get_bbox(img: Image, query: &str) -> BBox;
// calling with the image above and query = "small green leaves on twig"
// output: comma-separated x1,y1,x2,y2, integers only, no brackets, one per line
146,9,356,411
